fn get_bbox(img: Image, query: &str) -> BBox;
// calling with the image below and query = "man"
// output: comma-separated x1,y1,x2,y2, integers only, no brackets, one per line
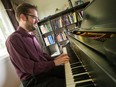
6,3,69,87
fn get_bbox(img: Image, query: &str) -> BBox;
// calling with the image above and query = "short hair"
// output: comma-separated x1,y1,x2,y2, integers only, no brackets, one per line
15,3,37,21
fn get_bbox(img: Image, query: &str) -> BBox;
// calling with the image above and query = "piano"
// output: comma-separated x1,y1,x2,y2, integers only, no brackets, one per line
64,0,116,87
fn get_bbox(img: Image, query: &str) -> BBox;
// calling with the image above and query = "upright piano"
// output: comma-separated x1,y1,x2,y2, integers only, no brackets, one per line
64,0,116,87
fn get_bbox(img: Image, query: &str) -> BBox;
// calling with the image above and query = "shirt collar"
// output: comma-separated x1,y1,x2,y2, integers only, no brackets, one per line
16,26,35,38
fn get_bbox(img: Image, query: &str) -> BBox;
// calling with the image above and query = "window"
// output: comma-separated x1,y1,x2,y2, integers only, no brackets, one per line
0,1,14,59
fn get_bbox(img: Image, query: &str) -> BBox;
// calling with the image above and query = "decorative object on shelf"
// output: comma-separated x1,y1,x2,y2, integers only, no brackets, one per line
55,8,61,13
75,0,84,6
68,0,73,8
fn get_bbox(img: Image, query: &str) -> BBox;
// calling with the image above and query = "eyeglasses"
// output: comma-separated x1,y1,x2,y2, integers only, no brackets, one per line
25,14,39,20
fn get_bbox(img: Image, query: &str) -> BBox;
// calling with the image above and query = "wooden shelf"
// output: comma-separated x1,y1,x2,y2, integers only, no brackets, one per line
38,1,90,26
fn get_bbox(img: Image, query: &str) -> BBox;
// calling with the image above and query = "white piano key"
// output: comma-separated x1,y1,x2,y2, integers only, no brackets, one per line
65,62,76,87
63,47,75,87
75,79,93,84
62,47,67,54
67,84,75,87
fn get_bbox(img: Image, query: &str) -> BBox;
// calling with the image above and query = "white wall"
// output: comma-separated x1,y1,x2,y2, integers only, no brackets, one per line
0,57,20,87
24,0,77,19
12,0,91,19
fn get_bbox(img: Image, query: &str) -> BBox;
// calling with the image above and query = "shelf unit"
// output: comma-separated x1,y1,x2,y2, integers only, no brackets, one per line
37,1,90,57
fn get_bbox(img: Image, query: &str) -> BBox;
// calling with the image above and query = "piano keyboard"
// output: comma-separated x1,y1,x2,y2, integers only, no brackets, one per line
63,47,96,87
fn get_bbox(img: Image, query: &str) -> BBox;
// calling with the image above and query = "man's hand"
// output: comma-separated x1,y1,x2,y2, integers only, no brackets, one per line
54,54,69,66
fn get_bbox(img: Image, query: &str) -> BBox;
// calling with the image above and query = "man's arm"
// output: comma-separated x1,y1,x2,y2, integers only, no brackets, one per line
6,35,55,75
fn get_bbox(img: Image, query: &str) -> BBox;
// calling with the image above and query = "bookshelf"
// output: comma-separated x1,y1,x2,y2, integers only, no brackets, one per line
37,1,90,57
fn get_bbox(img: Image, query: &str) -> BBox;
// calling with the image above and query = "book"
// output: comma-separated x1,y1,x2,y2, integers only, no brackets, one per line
73,12,77,23
47,35,55,45
63,15,71,26
62,32,67,40
45,21,52,31
44,37,50,46
40,25,48,34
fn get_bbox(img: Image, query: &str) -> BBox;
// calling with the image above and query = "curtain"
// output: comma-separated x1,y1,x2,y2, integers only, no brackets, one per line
1,0,18,30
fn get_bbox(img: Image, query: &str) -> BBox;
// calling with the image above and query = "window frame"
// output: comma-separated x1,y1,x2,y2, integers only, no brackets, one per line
0,1,15,60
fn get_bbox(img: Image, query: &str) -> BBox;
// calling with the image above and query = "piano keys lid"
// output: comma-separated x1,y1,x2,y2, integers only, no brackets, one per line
79,0,116,32
104,37,116,66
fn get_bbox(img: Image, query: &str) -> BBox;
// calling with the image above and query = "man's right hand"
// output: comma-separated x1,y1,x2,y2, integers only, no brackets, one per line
54,54,69,66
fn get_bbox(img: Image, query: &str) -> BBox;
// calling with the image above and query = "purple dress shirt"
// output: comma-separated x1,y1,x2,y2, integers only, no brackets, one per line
5,27,55,80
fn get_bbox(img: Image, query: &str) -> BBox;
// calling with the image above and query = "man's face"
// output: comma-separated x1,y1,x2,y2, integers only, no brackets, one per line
25,9,39,31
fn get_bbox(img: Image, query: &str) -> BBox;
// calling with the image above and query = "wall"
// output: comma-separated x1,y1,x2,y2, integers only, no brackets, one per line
0,57,20,87
11,0,91,19
27,0,91,19
23,0,78,19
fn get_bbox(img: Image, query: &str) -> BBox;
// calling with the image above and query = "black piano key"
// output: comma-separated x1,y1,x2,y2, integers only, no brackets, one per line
70,62,82,68
74,74,90,82
76,84,95,87
83,84,95,87
75,80,94,87
72,67,86,75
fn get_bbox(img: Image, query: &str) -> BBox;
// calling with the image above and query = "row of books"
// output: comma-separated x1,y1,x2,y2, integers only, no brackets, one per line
40,11,83,34
44,32,67,46
53,11,83,29
44,35,55,46
52,17,63,29
56,32,67,42
40,21,52,34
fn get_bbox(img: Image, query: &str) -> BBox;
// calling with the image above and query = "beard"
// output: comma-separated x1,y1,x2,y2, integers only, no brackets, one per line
25,21,36,32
